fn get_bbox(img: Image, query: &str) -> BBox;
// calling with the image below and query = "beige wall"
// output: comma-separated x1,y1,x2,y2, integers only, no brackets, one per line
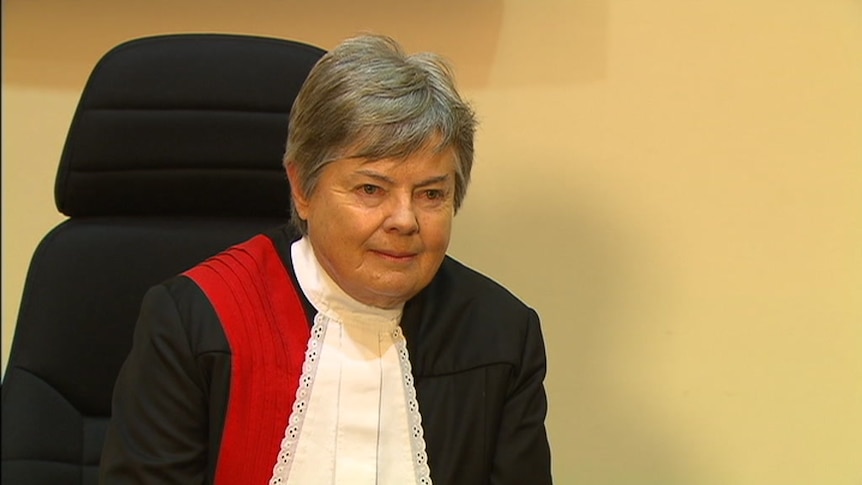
3,1,860,483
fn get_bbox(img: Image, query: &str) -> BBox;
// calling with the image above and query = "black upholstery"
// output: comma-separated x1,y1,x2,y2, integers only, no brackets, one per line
1,33,325,484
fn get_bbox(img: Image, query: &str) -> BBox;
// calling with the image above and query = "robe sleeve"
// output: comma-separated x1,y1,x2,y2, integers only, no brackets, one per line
99,284,210,485
491,308,553,484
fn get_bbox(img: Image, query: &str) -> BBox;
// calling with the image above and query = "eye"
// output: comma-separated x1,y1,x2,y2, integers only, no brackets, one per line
360,184,380,195
424,189,444,200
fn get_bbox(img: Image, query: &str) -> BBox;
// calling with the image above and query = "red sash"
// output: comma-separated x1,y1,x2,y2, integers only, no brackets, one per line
184,235,310,484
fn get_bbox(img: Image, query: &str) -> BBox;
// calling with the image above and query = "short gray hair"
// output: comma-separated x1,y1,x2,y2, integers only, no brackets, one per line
284,34,477,235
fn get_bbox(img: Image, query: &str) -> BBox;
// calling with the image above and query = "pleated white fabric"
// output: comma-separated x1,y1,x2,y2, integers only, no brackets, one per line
268,238,431,484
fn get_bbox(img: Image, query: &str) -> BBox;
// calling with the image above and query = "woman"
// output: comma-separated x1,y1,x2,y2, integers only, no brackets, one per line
100,34,552,484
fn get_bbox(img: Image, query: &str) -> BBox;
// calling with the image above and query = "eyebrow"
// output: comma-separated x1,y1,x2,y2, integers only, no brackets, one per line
355,169,450,188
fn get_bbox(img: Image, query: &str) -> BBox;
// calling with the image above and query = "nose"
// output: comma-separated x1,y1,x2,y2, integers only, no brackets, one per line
384,193,419,235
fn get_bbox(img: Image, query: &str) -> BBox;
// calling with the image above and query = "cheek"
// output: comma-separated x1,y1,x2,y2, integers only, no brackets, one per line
338,208,388,246
422,214,453,251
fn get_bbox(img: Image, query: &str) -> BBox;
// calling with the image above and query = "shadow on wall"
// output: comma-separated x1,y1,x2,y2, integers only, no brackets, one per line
451,165,692,484
4,0,607,90
4,0,503,89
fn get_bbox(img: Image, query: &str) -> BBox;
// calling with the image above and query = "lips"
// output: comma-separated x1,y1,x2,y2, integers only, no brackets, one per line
371,249,418,260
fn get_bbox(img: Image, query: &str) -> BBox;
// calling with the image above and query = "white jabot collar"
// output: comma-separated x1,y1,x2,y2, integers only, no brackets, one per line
270,237,432,484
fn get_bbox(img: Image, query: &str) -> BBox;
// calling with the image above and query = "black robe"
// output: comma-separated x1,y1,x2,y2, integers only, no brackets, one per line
100,226,552,484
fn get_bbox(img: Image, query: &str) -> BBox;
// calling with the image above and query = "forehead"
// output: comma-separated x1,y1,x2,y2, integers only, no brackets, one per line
361,145,456,172
324,144,457,181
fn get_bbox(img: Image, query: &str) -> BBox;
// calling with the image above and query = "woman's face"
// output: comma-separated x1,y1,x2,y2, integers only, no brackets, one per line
289,145,456,309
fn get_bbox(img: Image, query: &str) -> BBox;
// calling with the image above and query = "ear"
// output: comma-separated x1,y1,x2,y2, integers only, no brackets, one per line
286,162,311,220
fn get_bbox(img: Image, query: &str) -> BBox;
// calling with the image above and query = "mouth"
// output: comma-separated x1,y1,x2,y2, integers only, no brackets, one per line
370,249,419,262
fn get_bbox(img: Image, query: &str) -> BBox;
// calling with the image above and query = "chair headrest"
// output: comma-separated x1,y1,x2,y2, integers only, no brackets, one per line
55,33,326,218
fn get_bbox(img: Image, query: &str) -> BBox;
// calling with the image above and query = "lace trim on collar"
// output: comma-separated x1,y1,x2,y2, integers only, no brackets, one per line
268,311,432,484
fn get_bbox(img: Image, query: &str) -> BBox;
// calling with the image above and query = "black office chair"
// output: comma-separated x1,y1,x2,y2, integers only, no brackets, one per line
0,33,325,484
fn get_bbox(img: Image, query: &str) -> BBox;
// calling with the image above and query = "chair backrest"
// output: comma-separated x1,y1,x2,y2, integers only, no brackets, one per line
0,33,325,484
